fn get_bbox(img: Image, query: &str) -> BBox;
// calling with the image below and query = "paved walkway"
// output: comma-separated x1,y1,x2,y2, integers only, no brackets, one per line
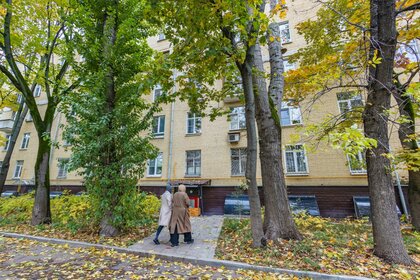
129,216,224,260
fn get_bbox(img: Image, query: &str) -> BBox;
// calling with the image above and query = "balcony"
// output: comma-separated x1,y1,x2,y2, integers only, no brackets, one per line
0,119,14,132
223,94,241,103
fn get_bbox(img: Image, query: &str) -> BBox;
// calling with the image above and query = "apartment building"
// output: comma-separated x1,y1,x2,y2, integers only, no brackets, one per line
1,1,415,217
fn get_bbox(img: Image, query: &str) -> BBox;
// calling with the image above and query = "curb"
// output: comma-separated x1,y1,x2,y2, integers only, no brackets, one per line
0,231,371,280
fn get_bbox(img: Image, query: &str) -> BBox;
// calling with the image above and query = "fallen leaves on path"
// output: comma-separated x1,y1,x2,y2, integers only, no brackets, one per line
0,237,306,279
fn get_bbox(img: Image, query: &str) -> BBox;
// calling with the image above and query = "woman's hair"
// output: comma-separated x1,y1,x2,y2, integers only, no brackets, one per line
178,184,186,192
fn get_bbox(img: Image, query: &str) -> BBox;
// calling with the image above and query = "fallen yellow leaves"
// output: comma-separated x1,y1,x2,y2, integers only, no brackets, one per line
216,216,419,280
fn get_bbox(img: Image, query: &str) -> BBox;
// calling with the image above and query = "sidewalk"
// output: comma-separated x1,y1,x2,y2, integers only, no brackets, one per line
128,215,224,260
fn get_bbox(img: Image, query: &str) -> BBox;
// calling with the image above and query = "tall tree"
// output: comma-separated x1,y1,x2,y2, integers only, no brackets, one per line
157,0,301,243
284,0,418,263
65,0,158,236
0,0,77,224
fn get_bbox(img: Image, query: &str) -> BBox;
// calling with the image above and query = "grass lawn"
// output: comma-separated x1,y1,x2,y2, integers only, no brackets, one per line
216,215,419,279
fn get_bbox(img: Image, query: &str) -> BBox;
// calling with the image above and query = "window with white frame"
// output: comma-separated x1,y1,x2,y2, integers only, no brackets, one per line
158,32,166,41
34,85,42,97
281,101,302,126
17,94,23,104
283,59,296,72
153,85,163,101
3,134,11,151
13,160,24,178
152,115,165,137
26,112,33,122
231,148,246,176
337,92,363,114
348,151,367,174
20,133,30,149
186,112,201,134
285,144,308,174
186,150,201,176
397,40,419,62
147,153,163,176
279,22,292,44
57,158,69,178
229,107,246,130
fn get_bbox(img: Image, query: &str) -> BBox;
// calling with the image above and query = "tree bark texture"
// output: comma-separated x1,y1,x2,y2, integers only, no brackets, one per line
392,88,419,231
239,57,265,247
0,103,28,194
252,43,302,241
363,0,412,264
31,136,52,225
99,2,119,237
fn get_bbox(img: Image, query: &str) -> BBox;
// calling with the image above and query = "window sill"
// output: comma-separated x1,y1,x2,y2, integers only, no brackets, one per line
282,41,293,45
350,172,367,176
146,175,162,178
185,133,201,137
184,174,201,178
285,173,309,177
157,38,167,42
229,128,246,132
12,177,21,180
19,148,28,151
57,176,67,179
153,135,164,139
281,123,303,128
231,174,245,177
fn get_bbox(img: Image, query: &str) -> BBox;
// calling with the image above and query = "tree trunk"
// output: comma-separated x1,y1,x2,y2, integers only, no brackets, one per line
99,2,119,237
239,57,265,247
363,0,412,264
31,136,52,225
252,43,302,241
392,87,419,231
0,103,28,194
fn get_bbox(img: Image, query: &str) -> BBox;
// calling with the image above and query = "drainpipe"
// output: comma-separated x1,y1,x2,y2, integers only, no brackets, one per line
49,111,62,170
390,148,409,217
167,70,177,184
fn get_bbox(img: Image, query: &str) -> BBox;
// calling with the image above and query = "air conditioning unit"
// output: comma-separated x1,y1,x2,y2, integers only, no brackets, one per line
228,133,240,143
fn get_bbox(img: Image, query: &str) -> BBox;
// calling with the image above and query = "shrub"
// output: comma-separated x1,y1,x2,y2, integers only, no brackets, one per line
0,191,160,232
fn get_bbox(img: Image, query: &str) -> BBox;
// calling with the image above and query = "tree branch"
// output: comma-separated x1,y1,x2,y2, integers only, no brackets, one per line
0,64,22,92
397,3,420,14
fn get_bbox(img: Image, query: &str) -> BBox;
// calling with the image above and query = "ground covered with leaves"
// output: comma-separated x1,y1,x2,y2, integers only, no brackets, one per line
216,216,419,279
0,237,303,279
0,193,160,247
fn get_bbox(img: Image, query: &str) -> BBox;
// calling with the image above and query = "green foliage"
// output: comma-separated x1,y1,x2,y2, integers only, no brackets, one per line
0,192,159,232
62,0,160,231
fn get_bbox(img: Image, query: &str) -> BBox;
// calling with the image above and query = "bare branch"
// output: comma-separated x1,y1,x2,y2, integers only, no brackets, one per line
397,3,420,14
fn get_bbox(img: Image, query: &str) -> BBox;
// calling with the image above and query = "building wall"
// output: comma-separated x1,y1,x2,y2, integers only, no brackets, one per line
0,0,413,217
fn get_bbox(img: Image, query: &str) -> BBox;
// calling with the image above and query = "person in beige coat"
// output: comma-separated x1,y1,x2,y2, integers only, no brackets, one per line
169,184,193,247
153,183,172,245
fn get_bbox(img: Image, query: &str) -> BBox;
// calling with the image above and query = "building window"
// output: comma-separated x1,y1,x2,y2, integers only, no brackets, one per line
229,107,246,130
186,150,201,176
285,144,308,174
147,153,163,176
158,32,166,41
397,40,419,62
281,101,302,126
231,148,246,176
186,112,201,134
26,112,33,122
0,161,3,168
57,158,69,178
11,111,16,120
153,85,163,101
279,22,291,44
152,116,165,137
34,85,42,97
337,92,363,114
3,134,11,151
20,133,30,149
283,59,296,72
17,94,23,104
348,151,367,174
13,160,24,178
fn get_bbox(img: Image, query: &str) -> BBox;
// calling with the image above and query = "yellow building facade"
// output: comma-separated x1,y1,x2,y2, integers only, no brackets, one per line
0,1,414,216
